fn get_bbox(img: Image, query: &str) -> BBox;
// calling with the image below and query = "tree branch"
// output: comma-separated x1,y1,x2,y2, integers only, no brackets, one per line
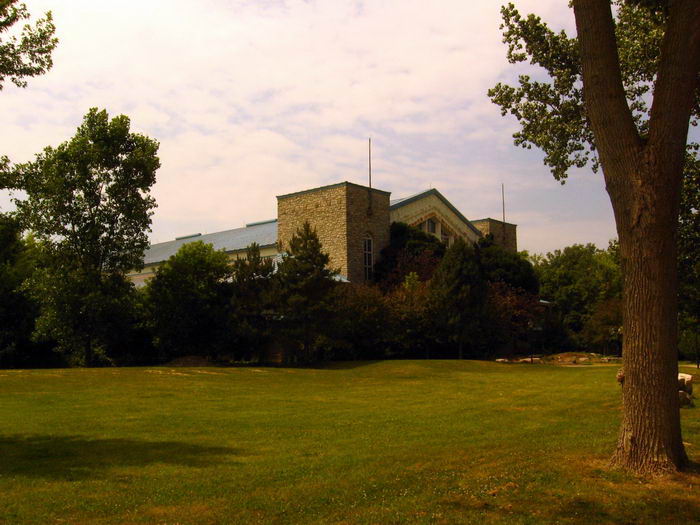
573,0,642,176
648,0,700,162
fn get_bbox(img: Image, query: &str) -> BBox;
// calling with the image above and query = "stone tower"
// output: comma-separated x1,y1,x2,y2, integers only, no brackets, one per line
277,182,391,282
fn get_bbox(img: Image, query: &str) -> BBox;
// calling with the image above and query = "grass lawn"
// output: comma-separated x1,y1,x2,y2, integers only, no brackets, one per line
0,360,699,524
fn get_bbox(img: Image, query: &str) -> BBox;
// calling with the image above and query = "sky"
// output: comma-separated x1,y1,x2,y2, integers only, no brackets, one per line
0,0,622,254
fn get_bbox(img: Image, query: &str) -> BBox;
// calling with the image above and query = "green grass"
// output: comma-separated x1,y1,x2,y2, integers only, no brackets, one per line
0,361,699,524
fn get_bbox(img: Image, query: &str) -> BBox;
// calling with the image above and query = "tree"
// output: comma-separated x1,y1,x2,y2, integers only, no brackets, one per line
534,243,621,347
384,272,433,359
0,215,59,367
0,0,57,91
7,108,160,364
489,0,700,472
326,282,390,360
485,280,544,356
430,238,487,359
374,222,445,290
478,236,539,294
679,154,700,322
146,241,233,361
275,222,338,364
230,242,276,361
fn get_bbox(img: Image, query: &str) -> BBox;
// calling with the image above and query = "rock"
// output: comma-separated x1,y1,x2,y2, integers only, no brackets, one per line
495,358,508,363
679,373,694,394
579,357,589,362
679,390,694,408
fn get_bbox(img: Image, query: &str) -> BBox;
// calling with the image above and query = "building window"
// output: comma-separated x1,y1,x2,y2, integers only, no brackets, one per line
427,219,436,234
363,237,373,281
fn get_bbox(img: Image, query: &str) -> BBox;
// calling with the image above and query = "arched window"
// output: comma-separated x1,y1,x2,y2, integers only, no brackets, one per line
363,236,374,281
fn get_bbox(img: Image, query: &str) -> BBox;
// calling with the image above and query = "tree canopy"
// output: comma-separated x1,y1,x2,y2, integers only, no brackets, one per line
0,0,57,91
9,108,160,274
5,108,160,365
488,1,698,181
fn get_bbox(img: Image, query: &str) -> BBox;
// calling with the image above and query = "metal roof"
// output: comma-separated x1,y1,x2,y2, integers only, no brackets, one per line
143,219,278,265
390,188,483,237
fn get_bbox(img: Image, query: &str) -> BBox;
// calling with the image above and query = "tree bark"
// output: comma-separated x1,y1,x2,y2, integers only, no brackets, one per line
573,0,700,474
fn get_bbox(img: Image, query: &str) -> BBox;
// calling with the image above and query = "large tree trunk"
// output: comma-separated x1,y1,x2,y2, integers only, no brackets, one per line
573,0,700,474
610,159,687,472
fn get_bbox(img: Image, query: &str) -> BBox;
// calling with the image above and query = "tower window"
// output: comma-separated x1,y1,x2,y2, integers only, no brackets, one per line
363,237,374,281
427,219,436,234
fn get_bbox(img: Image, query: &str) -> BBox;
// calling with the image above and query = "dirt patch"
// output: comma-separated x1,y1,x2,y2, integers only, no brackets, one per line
167,355,218,367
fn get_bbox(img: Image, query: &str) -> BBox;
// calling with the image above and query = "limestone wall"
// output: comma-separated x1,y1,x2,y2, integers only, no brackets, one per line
345,184,391,283
277,182,391,281
277,183,350,277
471,218,518,252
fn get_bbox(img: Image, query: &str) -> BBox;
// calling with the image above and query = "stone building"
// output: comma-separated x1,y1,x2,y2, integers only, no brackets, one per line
128,181,517,286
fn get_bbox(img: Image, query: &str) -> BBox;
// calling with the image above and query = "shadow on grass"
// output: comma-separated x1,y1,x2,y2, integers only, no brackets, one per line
0,434,240,481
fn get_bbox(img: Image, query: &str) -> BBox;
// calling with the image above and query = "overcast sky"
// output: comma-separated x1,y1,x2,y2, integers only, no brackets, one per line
0,0,624,254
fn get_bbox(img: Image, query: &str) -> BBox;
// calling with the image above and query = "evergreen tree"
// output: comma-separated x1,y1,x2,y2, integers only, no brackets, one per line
230,243,276,361
430,238,487,359
276,222,337,364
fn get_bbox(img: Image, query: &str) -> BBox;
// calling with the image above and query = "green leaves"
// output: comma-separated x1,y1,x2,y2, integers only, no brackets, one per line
488,1,698,180
11,108,160,274
488,3,591,181
0,0,58,90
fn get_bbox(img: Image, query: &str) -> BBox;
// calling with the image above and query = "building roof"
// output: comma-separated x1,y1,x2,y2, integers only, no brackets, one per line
471,217,517,227
390,188,483,237
143,219,278,266
277,181,391,200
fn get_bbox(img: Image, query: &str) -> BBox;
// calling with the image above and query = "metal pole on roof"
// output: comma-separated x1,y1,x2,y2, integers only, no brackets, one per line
502,182,505,223
369,137,372,189
367,137,373,216
502,183,506,245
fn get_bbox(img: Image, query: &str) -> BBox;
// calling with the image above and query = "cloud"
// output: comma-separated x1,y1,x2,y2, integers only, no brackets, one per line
0,1,612,252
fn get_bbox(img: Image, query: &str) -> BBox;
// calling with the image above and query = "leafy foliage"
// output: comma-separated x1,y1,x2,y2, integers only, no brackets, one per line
28,266,139,365
230,243,276,360
374,221,445,290
0,215,59,367
485,281,544,355
326,283,390,360
487,1,699,181
5,109,160,363
384,272,433,358
533,243,622,349
10,108,160,274
0,0,58,90
478,235,539,294
146,241,233,361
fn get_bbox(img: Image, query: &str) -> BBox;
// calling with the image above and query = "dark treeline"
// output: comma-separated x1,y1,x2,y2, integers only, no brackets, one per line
3,212,700,368
3,206,662,368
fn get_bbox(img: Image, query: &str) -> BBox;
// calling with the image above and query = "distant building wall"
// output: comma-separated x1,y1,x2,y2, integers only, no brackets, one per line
345,183,391,283
471,218,517,252
277,183,350,276
127,244,278,287
390,193,482,245
277,182,390,281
